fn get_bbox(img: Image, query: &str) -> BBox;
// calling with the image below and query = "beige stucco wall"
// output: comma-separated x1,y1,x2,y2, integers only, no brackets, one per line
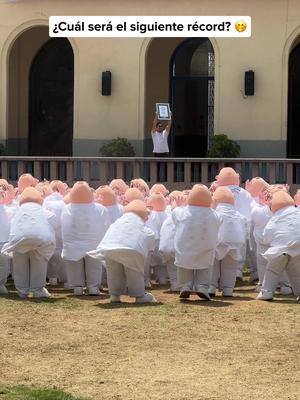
1,0,300,156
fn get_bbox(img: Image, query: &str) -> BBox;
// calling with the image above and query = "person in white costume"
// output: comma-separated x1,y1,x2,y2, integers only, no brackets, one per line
88,199,157,304
209,187,248,297
257,191,300,301
95,185,123,223
173,185,221,301
41,182,67,286
16,173,38,195
248,178,272,292
145,193,168,285
2,188,56,298
215,167,253,281
0,181,15,294
61,182,110,296
159,191,187,292
130,179,150,198
149,183,169,197
94,185,124,288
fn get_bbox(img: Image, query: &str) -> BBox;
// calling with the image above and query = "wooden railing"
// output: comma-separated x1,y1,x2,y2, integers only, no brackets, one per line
1,156,300,191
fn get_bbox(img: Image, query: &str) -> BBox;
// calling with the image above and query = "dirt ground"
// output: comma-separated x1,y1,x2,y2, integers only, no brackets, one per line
0,282,299,400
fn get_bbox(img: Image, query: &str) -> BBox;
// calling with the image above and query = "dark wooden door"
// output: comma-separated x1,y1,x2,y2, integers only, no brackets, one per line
29,38,74,156
288,43,300,158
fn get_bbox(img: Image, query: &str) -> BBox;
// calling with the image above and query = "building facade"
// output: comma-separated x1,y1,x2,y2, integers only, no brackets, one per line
1,0,300,158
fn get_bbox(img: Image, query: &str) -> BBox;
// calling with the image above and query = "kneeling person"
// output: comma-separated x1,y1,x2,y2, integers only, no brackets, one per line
89,200,156,303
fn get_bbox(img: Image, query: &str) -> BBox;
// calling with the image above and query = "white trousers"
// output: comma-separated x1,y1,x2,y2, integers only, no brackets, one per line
236,243,246,277
166,256,179,290
13,250,48,295
0,243,9,286
246,238,257,275
211,255,239,291
47,248,66,282
256,243,290,287
106,258,145,297
64,255,102,289
153,265,169,284
262,254,300,296
177,267,210,292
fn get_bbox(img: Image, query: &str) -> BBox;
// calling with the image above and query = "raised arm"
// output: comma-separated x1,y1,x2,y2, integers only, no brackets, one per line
151,113,158,133
165,113,172,135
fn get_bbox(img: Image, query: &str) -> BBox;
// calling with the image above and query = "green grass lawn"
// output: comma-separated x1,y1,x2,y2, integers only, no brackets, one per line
0,385,87,400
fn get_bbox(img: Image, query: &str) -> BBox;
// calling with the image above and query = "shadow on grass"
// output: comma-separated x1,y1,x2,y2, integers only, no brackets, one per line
178,299,232,307
223,295,254,301
69,294,110,301
3,293,69,304
96,301,163,309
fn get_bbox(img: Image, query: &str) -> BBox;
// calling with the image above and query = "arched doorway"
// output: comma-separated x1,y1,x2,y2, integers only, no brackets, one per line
29,38,74,156
170,38,215,157
7,27,74,156
287,41,300,158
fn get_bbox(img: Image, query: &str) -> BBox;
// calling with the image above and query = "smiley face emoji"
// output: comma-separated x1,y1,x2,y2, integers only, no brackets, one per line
235,20,247,33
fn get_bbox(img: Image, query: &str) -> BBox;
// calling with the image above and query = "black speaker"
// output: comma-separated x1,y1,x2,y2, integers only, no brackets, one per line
244,70,254,96
102,71,111,96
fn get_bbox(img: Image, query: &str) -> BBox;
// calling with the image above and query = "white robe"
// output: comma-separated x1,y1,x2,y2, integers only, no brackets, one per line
88,212,155,273
1,202,56,261
227,185,253,223
263,206,300,261
173,205,221,269
159,213,176,256
43,193,66,249
61,203,110,261
214,203,247,261
105,204,123,224
251,203,272,245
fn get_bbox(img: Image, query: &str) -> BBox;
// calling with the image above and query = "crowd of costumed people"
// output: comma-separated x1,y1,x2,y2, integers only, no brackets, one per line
0,167,299,303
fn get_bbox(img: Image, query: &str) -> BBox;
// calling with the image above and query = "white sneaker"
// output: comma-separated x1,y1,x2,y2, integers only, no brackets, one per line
256,290,273,301
73,287,84,296
196,287,211,301
297,296,299,301
17,291,28,299
280,286,292,295
0,285,8,294
208,285,216,297
33,287,51,298
48,277,58,286
110,295,121,303
135,292,157,303
255,284,262,293
87,287,102,296
222,287,233,297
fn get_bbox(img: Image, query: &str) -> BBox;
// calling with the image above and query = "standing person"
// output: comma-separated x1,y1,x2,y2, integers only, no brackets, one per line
173,185,221,301
257,191,300,301
2,188,56,298
61,182,110,296
151,112,172,157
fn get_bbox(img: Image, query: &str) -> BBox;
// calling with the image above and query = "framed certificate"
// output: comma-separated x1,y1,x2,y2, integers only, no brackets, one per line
156,103,171,120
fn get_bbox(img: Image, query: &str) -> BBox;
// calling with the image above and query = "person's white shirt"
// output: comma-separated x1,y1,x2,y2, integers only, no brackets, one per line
151,130,169,153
